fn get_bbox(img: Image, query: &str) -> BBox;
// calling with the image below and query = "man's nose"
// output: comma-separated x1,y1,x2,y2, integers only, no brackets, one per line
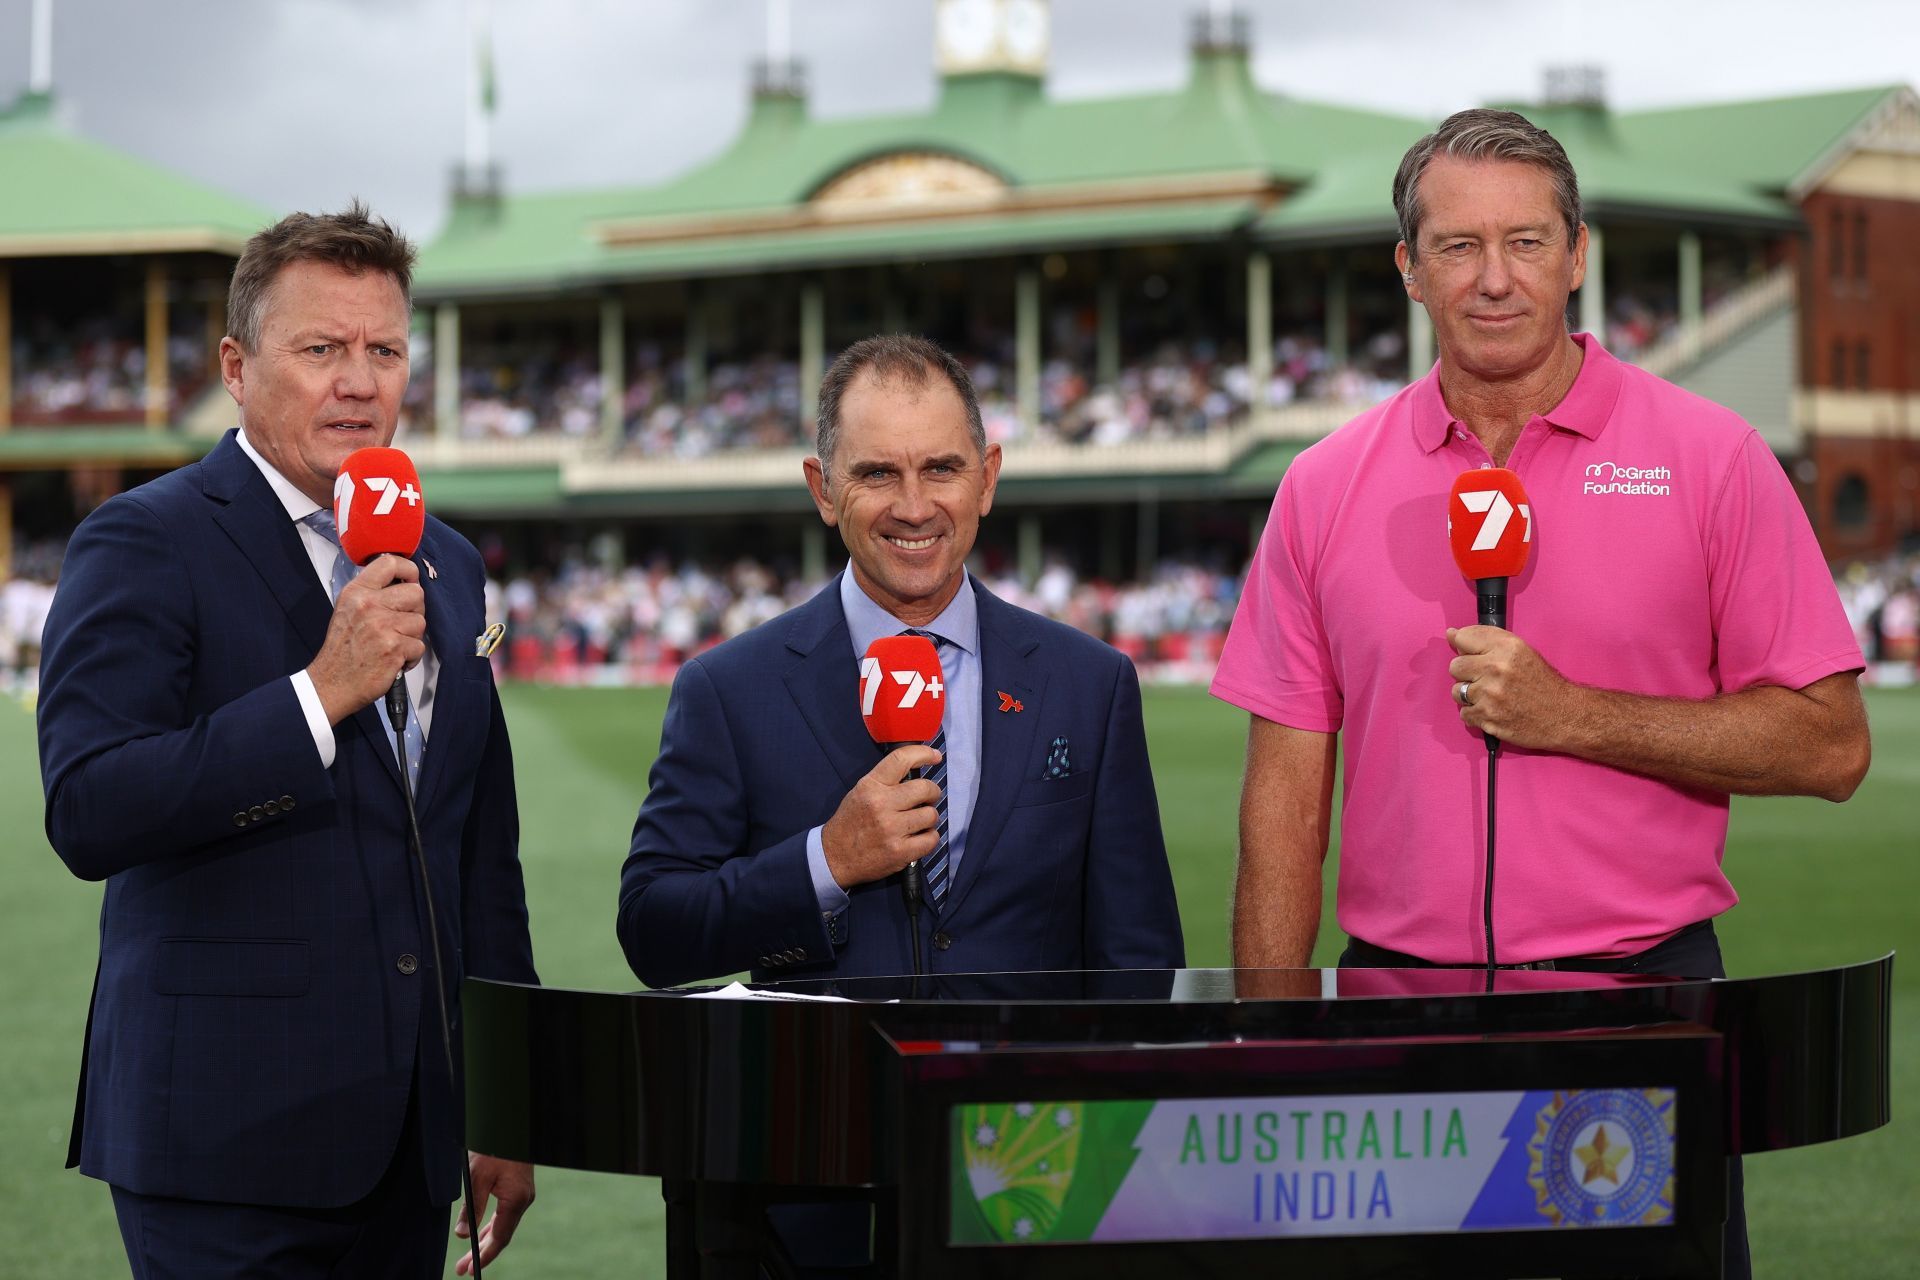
1478,246,1515,298
335,349,377,399
893,474,936,524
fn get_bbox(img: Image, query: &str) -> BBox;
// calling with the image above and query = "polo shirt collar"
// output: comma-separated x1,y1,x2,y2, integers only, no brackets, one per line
1409,332,1622,453
839,567,980,658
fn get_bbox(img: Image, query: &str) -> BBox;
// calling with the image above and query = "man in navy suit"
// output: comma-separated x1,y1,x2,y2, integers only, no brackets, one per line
618,334,1184,989
38,204,536,1279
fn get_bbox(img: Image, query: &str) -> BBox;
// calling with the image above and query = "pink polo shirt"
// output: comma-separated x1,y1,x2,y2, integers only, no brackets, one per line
1212,335,1863,964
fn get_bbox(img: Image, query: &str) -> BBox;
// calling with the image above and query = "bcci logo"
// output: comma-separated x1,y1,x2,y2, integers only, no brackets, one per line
1526,1089,1676,1227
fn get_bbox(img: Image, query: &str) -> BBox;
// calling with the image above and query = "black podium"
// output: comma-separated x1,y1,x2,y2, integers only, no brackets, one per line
463,959,1891,1278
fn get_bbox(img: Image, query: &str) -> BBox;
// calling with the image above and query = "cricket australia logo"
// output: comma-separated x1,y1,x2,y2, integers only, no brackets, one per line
1582,461,1673,496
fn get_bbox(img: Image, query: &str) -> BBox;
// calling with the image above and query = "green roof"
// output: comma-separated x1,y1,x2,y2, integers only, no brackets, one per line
418,54,1426,293
423,64,1901,294
0,91,273,257
1611,84,1898,193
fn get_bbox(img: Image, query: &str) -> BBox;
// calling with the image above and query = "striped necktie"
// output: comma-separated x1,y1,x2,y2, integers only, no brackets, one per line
301,511,426,786
901,629,951,909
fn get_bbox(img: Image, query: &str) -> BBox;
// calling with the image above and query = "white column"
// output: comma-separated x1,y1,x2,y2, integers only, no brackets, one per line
1678,230,1703,331
434,302,460,441
1579,221,1606,340
1246,250,1272,415
1325,262,1350,365
799,279,824,430
1015,266,1041,434
599,293,625,444
1018,511,1042,589
1407,297,1433,379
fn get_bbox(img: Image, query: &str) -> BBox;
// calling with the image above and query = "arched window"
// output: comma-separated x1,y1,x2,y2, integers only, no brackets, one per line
1832,472,1870,530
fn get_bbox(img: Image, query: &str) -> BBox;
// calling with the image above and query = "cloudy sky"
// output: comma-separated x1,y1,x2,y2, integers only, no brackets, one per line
2,0,1916,240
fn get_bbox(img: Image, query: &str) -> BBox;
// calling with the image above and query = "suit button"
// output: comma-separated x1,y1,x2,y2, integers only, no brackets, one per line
264,800,280,816
232,811,249,828
280,795,295,810
396,954,419,975
793,948,808,961
757,956,771,968
249,805,267,822
933,932,953,951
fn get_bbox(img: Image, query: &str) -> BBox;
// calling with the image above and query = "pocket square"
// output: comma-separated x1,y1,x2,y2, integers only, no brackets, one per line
1042,736,1072,780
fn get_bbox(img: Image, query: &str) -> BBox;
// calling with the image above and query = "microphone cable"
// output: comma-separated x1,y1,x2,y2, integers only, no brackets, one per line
1483,736,1499,983
388,678,487,1280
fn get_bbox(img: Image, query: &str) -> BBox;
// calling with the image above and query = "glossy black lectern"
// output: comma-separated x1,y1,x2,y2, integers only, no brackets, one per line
463,959,1890,1278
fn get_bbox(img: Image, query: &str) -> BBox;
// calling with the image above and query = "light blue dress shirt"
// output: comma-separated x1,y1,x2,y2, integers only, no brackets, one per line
805,569,982,920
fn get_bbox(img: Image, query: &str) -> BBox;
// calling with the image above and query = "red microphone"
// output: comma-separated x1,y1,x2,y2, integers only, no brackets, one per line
333,447,425,565
859,634,946,748
858,634,946,930
1448,468,1532,631
332,446,426,738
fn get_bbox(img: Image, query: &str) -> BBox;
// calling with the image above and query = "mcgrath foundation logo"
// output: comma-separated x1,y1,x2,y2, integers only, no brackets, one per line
1582,461,1672,496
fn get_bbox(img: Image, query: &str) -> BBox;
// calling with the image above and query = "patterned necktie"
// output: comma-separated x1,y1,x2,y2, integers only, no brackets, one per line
901,629,951,909
301,510,426,786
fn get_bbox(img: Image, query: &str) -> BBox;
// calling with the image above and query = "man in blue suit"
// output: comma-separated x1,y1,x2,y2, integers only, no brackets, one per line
618,334,1184,989
38,205,536,1279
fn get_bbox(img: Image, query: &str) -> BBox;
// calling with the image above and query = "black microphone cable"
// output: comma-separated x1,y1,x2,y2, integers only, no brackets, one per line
1475,576,1506,982
388,677,487,1280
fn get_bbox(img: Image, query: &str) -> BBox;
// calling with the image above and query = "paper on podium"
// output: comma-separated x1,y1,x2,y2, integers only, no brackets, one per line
683,981,889,1003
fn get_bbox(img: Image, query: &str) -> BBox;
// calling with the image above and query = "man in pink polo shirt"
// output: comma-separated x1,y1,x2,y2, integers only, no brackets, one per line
1214,110,1869,1270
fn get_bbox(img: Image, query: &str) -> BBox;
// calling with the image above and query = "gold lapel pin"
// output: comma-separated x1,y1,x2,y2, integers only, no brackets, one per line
475,622,506,658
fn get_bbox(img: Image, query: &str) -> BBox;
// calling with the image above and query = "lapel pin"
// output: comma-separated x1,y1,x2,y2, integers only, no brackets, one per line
997,690,1024,713
475,621,506,658
424,558,438,580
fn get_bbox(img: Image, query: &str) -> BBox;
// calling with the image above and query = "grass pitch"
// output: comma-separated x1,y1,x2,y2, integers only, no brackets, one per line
3,685,1913,1276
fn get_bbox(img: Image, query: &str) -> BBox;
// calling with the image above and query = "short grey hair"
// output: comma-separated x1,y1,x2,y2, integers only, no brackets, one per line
814,334,985,474
227,200,415,353
1392,108,1582,259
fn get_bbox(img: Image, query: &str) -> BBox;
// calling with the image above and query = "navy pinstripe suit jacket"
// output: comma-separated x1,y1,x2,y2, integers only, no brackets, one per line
38,430,535,1209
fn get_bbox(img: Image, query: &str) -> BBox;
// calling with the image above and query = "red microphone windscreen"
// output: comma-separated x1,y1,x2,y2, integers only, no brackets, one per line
1448,468,1533,581
333,447,425,565
860,635,946,745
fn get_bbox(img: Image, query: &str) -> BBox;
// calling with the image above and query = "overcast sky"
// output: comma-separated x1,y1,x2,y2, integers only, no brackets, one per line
2,0,1916,241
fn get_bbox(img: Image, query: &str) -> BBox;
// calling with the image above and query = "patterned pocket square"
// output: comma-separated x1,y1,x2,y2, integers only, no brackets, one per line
1042,736,1072,780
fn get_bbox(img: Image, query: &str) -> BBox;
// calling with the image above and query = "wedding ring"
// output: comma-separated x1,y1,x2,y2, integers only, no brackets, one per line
1455,680,1472,707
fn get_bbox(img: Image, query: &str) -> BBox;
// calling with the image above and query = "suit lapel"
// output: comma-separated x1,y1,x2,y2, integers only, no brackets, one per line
409,523,468,808
942,582,1045,920
781,581,880,792
204,431,404,793
204,432,334,654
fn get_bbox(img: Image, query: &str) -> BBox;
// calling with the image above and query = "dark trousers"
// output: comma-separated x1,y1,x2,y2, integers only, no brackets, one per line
1340,921,1750,1280
110,1087,450,1280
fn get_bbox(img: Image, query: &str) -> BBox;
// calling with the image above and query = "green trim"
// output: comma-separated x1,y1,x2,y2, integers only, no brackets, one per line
0,427,210,470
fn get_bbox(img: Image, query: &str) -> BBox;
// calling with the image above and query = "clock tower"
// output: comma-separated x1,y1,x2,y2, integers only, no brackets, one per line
935,0,1050,78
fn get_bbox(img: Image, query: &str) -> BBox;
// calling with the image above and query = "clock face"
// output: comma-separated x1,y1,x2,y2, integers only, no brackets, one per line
937,0,997,67
1004,0,1049,66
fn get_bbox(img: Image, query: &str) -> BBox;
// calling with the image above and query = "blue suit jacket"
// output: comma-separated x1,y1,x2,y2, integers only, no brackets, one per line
37,430,536,1209
618,575,1184,987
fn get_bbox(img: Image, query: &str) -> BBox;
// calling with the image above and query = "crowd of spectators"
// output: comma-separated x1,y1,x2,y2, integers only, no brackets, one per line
421,328,1410,454
487,551,1244,685
1836,551,1920,684
10,327,210,422
7,533,1917,693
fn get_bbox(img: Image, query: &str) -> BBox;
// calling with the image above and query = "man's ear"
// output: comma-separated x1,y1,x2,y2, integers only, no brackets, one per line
802,456,838,528
219,336,247,411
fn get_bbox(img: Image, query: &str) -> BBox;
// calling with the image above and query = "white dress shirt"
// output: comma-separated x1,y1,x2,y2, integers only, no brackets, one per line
235,428,438,767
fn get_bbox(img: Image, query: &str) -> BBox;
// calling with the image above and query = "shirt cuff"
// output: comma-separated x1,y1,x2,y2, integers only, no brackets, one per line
289,670,337,768
806,825,851,923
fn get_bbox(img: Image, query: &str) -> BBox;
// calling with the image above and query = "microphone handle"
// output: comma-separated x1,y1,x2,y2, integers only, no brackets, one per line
882,741,926,979
1475,576,1508,631
385,674,408,732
